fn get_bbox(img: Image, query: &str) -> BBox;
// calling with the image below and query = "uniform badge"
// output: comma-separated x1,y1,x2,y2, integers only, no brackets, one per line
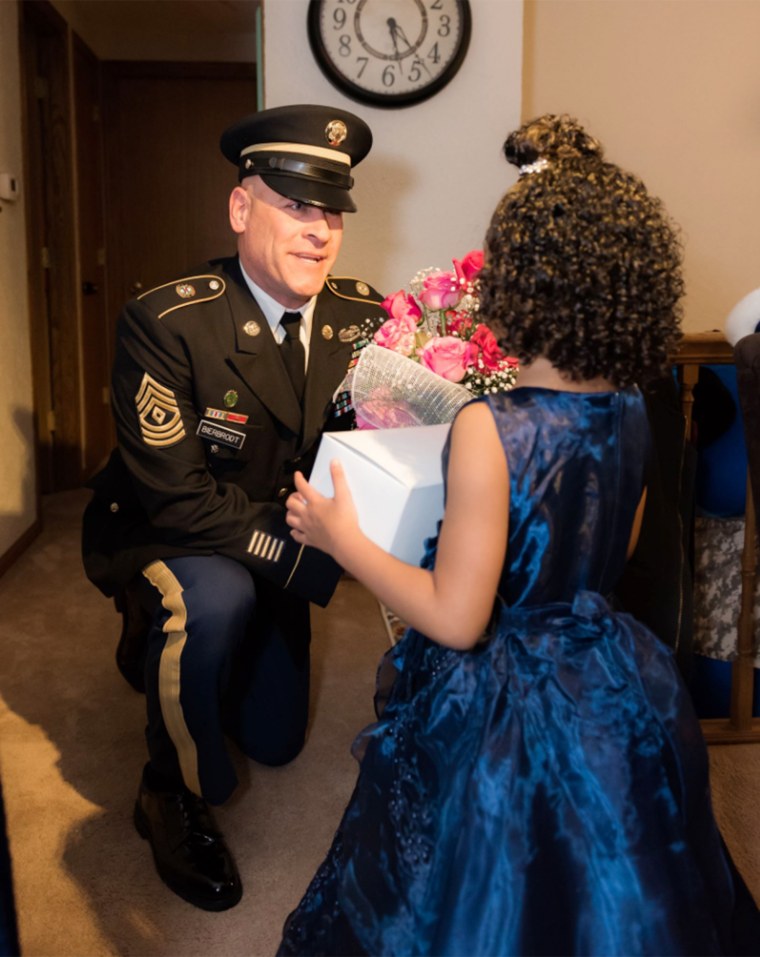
209,279,221,291
175,283,196,299
196,419,246,450
243,320,261,337
325,119,348,146
204,407,248,424
223,390,238,408
135,373,186,448
338,325,361,343
321,324,334,340
355,281,370,297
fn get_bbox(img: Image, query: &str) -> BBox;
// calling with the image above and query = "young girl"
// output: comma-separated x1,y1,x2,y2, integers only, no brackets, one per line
277,115,760,956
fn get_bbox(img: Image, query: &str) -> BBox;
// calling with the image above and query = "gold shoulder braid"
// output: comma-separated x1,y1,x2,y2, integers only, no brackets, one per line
325,275,384,306
138,274,226,320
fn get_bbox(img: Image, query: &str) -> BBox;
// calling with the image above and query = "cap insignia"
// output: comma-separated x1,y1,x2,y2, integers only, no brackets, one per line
176,283,196,299
223,389,239,408
243,320,261,337
322,324,334,340
355,281,370,297
338,325,361,343
325,119,348,147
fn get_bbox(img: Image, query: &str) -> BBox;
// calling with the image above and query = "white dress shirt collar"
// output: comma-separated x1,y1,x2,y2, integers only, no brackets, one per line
238,261,315,359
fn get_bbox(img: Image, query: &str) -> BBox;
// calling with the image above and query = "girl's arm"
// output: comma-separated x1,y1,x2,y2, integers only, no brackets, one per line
287,401,509,650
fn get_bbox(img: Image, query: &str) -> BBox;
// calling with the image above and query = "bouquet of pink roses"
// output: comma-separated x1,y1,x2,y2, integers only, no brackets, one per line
374,249,519,396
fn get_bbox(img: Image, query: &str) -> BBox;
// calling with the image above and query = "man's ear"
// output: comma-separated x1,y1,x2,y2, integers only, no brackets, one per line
229,185,250,235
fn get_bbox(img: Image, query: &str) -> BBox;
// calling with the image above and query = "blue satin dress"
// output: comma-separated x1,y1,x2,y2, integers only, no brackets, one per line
278,387,760,956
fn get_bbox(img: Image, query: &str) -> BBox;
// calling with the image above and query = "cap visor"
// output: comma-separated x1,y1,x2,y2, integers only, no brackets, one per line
259,172,357,213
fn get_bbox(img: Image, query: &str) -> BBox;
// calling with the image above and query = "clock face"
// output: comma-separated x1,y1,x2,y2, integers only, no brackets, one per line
307,0,472,108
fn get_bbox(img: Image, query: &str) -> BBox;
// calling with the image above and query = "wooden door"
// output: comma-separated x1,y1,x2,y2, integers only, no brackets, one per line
74,36,112,478
102,63,257,353
21,0,80,492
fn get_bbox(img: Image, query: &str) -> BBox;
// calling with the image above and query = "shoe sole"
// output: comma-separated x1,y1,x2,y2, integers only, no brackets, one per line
133,800,243,912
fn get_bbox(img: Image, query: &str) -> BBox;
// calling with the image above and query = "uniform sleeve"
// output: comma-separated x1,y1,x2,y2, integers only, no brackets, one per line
110,299,341,605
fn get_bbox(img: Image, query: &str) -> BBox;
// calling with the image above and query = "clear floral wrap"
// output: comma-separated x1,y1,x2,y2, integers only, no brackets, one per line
346,344,471,430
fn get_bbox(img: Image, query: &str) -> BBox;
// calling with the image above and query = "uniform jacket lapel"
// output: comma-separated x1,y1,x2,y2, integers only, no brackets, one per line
223,259,303,435
302,290,354,448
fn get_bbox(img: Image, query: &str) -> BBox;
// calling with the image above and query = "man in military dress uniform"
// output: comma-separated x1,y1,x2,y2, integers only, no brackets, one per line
81,104,387,911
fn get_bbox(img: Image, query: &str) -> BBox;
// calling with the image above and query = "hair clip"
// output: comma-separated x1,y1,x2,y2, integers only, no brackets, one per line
518,158,550,177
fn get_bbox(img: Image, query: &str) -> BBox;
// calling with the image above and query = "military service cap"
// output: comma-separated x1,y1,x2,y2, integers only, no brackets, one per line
220,104,372,213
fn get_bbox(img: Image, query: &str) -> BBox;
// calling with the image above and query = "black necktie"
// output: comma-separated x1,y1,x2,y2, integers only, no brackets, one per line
279,311,305,400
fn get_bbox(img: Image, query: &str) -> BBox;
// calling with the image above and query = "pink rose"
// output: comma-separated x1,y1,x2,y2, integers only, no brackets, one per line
419,336,469,382
373,314,418,356
454,249,484,283
419,271,461,311
466,324,504,371
381,289,422,324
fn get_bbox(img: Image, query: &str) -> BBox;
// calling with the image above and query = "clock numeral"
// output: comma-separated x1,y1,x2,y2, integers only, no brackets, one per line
382,64,396,88
338,34,352,56
438,14,451,38
430,0,444,9
356,56,369,78
409,59,424,84
332,6,346,28
427,41,441,65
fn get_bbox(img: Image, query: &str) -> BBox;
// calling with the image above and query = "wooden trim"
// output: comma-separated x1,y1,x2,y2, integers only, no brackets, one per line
102,61,256,80
700,717,760,745
0,520,42,581
672,330,733,366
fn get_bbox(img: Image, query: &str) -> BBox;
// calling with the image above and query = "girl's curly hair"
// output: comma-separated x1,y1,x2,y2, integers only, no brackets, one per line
480,114,684,387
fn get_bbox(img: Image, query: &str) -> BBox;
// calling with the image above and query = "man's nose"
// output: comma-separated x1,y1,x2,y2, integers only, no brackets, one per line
306,209,337,240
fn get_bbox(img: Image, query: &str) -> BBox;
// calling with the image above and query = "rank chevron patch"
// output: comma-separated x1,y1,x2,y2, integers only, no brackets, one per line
135,373,186,447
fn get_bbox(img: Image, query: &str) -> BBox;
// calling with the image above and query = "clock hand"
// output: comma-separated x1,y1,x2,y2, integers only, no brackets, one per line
393,21,431,75
387,17,404,72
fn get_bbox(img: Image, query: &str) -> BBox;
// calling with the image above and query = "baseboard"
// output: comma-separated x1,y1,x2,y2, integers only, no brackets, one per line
0,519,42,580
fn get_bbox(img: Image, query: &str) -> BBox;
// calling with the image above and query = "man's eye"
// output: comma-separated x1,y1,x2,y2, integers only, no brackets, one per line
288,201,304,212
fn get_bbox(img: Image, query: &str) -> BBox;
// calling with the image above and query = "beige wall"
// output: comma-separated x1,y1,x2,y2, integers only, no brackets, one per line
524,0,760,334
0,0,36,558
263,0,525,297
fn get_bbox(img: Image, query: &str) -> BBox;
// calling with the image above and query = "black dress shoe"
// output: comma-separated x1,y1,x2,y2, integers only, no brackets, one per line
134,778,243,911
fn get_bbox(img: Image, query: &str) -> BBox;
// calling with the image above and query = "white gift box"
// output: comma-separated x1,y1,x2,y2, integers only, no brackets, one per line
309,424,450,566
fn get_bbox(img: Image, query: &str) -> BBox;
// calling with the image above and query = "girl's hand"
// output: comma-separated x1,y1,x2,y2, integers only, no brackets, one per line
285,461,360,559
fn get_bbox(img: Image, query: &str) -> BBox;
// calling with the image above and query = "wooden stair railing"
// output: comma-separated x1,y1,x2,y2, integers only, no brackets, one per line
674,332,760,743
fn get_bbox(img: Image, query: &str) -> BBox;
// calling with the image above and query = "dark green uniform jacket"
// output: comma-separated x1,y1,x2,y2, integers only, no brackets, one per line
82,256,386,607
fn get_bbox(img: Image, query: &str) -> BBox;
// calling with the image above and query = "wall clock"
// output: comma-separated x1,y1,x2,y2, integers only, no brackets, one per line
307,0,472,109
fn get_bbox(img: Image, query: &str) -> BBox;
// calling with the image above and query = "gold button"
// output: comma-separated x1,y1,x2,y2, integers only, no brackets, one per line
109,502,119,513
277,487,289,499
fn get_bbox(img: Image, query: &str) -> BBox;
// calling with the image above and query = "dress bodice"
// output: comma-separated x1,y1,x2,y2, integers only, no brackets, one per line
458,388,650,606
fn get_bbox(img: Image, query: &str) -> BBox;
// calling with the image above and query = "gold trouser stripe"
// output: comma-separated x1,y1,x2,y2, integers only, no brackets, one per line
142,560,202,796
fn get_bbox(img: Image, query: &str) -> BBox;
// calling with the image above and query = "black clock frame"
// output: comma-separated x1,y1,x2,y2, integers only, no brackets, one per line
306,0,472,109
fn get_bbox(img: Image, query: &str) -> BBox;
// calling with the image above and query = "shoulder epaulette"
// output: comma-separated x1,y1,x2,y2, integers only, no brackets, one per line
325,275,384,305
137,274,227,320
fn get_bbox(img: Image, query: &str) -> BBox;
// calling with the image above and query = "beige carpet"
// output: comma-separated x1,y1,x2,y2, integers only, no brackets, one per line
0,490,759,957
